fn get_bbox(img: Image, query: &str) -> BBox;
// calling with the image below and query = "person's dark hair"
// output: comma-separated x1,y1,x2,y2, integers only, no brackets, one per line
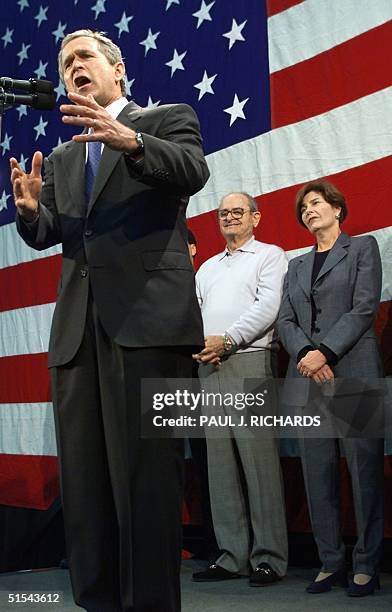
187,229,197,246
58,29,126,95
295,179,348,228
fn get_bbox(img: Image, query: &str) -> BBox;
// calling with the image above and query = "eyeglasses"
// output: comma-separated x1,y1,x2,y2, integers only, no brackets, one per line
218,207,253,220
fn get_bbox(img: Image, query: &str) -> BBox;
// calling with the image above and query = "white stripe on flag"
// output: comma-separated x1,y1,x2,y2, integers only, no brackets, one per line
0,402,56,456
0,302,55,358
268,0,392,73
2,89,390,268
188,87,392,218
0,220,61,270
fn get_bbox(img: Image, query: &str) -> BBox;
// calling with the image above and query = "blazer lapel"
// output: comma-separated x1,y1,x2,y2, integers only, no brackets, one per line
62,140,86,214
296,248,315,297
87,101,144,215
314,232,350,283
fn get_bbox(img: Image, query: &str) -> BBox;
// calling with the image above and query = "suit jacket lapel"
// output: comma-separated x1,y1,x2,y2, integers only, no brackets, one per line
314,232,350,283
62,140,86,214
87,101,144,215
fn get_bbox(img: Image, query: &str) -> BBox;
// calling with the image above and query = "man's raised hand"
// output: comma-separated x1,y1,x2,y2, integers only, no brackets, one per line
60,92,140,154
10,151,43,221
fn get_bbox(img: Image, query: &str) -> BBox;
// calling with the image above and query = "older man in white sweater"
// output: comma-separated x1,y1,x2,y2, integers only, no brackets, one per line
192,192,288,586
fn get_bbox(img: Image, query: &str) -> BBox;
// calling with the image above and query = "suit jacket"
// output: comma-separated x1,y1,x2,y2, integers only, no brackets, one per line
277,232,384,404
17,101,210,367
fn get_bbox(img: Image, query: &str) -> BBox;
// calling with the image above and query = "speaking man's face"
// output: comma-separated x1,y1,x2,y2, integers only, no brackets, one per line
61,36,124,107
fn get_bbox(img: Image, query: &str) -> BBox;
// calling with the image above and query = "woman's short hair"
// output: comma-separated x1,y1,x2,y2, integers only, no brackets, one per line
295,179,348,228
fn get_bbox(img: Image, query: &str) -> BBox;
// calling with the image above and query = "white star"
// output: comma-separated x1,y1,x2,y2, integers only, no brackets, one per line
194,70,217,101
18,0,29,12
52,21,67,44
147,96,161,108
222,18,247,50
1,27,13,48
54,80,66,101
33,116,49,141
17,42,31,65
91,0,106,20
18,154,29,172
0,190,11,212
16,105,28,120
224,93,249,126
115,11,133,37
165,49,187,78
0,133,13,156
34,60,48,80
140,29,160,57
166,0,180,10
56,137,63,148
74,0,79,4
34,5,49,28
192,1,215,29
124,75,135,97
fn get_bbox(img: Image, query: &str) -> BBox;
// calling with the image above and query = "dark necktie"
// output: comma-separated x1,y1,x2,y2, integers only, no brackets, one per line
85,140,102,204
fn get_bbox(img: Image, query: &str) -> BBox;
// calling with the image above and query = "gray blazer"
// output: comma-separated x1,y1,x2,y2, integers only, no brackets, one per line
277,232,384,404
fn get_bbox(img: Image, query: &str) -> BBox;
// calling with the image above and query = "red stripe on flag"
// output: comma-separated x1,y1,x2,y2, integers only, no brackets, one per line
0,353,50,403
188,211,226,268
0,255,61,313
189,156,392,263
256,156,392,251
270,22,392,128
4,160,388,314
267,0,304,18
0,454,59,509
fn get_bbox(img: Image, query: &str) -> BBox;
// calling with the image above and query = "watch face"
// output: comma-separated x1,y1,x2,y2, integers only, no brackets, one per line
223,334,232,352
135,133,144,149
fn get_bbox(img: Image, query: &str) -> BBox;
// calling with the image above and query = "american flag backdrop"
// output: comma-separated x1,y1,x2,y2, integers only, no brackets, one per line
0,0,391,510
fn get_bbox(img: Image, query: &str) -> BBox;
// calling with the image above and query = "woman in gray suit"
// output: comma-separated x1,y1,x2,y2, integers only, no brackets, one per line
277,180,384,597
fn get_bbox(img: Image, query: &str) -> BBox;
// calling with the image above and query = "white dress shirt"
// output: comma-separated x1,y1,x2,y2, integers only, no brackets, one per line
86,96,129,158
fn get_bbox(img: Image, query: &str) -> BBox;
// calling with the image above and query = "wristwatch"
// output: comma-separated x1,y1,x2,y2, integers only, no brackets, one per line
222,332,236,355
133,131,144,154
124,132,144,165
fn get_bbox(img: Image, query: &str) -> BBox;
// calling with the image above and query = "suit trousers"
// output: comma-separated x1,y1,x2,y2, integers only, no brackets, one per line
51,296,194,612
298,432,384,574
199,351,288,576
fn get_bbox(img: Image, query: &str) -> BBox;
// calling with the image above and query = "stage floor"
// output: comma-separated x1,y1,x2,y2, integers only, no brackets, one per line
0,560,391,611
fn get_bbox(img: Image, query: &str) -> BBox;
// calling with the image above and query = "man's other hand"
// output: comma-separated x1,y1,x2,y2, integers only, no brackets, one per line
192,335,225,365
10,152,43,221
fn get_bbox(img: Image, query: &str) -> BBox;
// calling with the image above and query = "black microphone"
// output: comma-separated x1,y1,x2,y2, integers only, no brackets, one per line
0,91,56,110
0,77,54,94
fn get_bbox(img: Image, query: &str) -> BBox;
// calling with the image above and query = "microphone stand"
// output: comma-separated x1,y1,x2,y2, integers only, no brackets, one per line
0,87,14,142
0,87,5,143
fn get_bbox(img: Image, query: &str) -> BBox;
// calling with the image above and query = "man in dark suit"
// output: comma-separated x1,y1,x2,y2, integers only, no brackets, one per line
10,29,209,612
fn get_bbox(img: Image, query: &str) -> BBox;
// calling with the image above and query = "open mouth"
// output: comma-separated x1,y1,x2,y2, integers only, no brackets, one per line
74,75,92,90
